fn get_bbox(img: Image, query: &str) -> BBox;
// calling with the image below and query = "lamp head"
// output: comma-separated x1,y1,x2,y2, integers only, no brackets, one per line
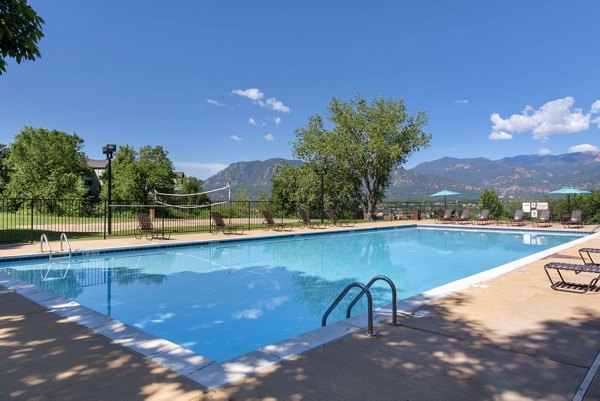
102,144,117,159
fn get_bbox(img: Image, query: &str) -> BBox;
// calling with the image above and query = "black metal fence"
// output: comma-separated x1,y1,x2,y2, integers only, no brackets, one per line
0,196,593,244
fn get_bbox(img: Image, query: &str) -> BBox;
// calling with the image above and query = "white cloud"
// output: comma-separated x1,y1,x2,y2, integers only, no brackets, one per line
490,97,592,140
592,100,600,128
233,88,291,113
538,147,552,156
488,131,513,140
232,88,264,101
274,117,282,126
173,162,228,179
248,118,256,126
568,143,598,153
206,99,224,107
453,99,468,104
230,135,242,141
261,97,291,113
264,134,274,141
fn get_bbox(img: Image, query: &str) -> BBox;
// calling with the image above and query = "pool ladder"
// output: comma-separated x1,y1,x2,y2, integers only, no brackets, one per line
40,233,72,261
322,275,399,337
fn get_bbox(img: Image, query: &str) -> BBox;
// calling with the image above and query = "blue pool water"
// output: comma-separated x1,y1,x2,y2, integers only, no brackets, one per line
0,227,585,361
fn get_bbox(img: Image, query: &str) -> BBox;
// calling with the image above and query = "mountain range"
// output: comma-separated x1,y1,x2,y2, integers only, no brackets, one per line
202,152,600,199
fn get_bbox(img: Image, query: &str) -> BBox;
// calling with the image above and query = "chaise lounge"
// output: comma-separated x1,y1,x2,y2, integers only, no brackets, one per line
211,212,244,235
298,209,326,228
437,209,455,224
508,209,525,226
532,210,551,227
455,208,471,224
261,210,292,231
475,209,491,225
325,209,356,227
135,212,171,240
543,261,600,294
564,210,584,228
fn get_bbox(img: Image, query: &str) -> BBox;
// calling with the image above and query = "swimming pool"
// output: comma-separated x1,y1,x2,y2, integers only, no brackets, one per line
0,226,586,362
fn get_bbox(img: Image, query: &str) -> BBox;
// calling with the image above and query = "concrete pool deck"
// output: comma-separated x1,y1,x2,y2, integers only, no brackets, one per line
1,220,599,400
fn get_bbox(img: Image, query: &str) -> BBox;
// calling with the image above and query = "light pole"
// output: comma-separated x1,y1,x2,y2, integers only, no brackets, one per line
102,144,117,235
313,166,328,223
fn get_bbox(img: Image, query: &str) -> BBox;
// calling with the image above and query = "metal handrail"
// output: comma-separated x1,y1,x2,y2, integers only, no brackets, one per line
322,282,376,337
40,233,52,260
59,233,72,260
346,275,400,326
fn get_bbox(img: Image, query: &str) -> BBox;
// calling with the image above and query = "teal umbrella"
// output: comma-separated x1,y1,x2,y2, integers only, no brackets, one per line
548,187,591,210
430,189,461,208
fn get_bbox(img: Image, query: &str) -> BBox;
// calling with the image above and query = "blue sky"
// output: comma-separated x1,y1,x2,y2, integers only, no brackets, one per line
1,1,599,179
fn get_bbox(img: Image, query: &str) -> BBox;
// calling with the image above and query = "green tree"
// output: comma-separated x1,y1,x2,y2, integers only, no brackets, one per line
0,0,44,74
103,145,176,204
6,126,90,198
293,94,430,219
178,176,210,204
233,185,250,203
256,189,269,203
0,143,10,194
270,164,301,216
479,188,503,219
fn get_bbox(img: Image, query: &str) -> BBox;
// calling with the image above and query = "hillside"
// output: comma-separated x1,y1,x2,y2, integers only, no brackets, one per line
202,158,303,197
202,152,600,199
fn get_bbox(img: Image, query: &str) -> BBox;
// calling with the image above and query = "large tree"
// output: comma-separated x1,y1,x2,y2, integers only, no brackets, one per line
0,0,44,74
103,145,176,204
6,126,91,198
293,94,430,219
0,143,10,194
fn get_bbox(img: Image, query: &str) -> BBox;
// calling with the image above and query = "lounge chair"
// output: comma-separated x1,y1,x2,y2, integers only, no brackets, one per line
135,212,171,240
211,212,244,234
298,209,326,228
532,210,551,227
564,210,584,228
509,209,525,226
325,210,356,227
456,208,471,224
475,209,491,225
544,261,600,293
579,248,600,266
261,210,292,231
439,209,455,224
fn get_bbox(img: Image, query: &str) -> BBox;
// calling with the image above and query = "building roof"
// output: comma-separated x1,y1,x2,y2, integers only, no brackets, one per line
175,171,185,178
87,159,109,169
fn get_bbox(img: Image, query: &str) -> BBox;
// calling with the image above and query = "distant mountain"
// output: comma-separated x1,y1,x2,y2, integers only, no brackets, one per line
202,152,600,199
203,158,303,197
411,152,600,196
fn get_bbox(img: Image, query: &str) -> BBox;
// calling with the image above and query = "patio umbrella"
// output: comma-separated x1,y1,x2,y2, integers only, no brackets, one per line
430,189,461,208
548,187,591,210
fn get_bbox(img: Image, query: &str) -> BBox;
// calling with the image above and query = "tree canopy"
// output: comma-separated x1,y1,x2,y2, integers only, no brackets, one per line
0,0,44,74
6,126,90,198
0,143,10,194
103,145,176,204
292,94,430,219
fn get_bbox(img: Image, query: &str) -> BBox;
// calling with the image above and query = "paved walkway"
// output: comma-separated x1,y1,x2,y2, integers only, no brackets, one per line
1,221,599,400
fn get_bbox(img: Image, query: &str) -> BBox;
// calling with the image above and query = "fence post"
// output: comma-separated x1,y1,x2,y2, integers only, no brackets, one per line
248,201,251,230
30,198,34,243
209,202,212,232
103,200,107,239
161,207,165,237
